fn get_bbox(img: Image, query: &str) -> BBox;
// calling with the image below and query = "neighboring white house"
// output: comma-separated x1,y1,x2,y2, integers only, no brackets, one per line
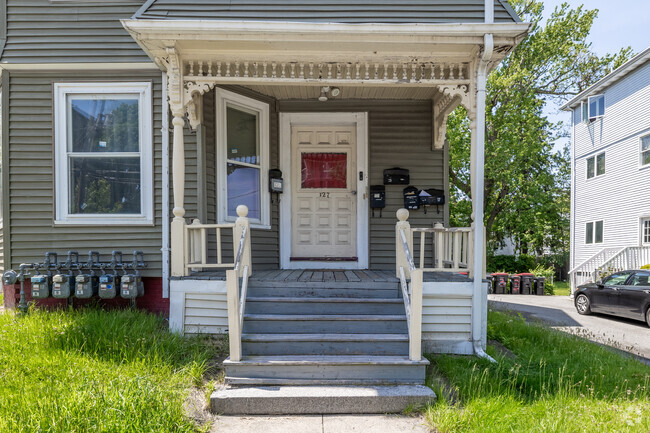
563,47,650,292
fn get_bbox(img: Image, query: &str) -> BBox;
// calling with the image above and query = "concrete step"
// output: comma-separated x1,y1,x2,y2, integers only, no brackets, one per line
242,314,408,334
247,285,399,299
224,355,428,385
210,385,436,415
241,333,409,356
245,297,405,315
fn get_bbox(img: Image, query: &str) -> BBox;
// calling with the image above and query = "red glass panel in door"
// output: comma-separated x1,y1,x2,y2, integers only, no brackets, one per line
301,152,347,188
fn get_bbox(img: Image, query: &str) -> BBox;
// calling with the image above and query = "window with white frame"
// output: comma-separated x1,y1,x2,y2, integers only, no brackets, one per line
54,82,153,225
642,218,650,245
587,94,605,121
586,220,604,244
580,101,588,123
641,135,650,167
586,152,605,179
215,88,270,228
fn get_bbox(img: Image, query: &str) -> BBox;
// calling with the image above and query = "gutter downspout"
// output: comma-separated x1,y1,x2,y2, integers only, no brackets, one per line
473,33,496,364
162,72,170,298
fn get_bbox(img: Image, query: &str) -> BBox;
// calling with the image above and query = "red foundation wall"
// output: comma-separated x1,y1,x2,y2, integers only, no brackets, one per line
2,277,169,317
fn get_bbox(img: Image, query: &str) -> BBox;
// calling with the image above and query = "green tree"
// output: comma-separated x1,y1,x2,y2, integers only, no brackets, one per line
448,0,633,257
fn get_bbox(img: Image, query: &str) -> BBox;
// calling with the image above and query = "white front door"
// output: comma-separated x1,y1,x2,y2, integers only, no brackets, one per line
290,125,357,260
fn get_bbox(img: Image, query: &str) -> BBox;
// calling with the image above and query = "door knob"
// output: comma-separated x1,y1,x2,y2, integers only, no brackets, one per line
351,190,357,195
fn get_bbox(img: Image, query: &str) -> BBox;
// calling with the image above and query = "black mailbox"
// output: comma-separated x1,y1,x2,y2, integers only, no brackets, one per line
384,167,410,185
403,186,420,210
370,185,386,217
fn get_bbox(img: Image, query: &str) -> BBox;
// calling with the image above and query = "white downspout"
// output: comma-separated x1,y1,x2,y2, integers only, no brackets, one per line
472,33,496,363
162,72,170,298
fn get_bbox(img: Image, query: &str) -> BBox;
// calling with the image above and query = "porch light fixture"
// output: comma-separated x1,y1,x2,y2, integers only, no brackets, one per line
318,86,341,101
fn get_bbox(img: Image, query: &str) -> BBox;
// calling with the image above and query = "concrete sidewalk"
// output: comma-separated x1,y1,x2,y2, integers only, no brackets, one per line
211,414,432,433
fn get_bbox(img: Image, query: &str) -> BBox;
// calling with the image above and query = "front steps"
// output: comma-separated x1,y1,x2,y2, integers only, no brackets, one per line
211,385,435,415
215,280,435,414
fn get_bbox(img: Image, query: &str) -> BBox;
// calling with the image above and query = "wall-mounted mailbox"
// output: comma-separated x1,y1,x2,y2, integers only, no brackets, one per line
370,185,386,217
403,186,420,210
383,167,410,185
419,188,445,214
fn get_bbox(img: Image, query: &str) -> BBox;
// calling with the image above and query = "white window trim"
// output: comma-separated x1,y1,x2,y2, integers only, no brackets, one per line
641,217,650,246
54,82,154,225
580,101,588,123
215,88,270,229
585,152,605,180
585,220,604,245
587,94,605,121
640,134,650,169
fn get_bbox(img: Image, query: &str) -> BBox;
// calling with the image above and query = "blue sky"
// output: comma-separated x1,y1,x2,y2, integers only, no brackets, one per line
539,0,649,149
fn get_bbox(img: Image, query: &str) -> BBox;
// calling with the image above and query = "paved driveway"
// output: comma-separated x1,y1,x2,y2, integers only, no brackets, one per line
488,295,650,362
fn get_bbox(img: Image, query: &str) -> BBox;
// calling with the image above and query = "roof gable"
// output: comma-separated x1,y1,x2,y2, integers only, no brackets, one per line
134,0,521,24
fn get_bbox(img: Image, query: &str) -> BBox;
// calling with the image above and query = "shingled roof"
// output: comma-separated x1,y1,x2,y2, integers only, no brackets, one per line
133,0,520,24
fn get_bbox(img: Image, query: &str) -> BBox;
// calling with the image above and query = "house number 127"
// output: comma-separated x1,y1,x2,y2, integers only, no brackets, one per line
319,192,330,198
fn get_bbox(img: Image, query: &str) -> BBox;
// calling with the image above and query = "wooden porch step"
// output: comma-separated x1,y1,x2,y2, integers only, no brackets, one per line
223,355,429,386
245,296,404,315
242,314,408,334
241,333,409,356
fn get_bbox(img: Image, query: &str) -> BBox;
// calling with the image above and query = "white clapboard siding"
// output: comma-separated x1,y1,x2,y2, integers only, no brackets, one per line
169,280,228,334
421,281,474,354
571,61,650,268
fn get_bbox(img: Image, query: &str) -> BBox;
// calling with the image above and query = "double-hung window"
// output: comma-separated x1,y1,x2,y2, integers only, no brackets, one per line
586,152,605,179
641,135,650,167
54,82,153,225
586,220,604,244
215,88,270,228
588,94,605,121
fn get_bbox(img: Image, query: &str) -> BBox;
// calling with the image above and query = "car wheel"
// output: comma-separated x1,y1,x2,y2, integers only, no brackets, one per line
646,307,650,328
575,294,591,315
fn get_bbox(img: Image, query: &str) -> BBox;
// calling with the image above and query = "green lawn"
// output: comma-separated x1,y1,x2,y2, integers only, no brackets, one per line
425,310,650,433
553,281,571,296
0,307,223,433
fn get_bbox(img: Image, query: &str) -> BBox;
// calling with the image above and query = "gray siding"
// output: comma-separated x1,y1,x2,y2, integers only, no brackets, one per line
2,0,150,63
137,0,519,23
7,70,163,276
0,224,4,272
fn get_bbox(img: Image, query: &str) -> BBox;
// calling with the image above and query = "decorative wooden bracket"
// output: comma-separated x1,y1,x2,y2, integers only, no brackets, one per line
184,81,216,129
160,47,216,129
433,84,473,149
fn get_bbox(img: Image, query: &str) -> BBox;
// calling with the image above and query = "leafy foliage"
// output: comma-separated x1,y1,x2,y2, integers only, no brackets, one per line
448,1,634,258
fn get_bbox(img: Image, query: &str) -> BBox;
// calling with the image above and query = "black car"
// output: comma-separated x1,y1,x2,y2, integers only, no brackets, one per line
575,270,650,327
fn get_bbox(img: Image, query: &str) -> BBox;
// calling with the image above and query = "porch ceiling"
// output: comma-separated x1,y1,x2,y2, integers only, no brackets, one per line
241,85,440,101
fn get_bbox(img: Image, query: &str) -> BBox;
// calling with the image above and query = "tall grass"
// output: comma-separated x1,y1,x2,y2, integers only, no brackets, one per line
0,307,217,433
427,311,650,433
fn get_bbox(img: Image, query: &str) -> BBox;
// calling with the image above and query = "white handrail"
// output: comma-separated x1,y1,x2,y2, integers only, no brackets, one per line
399,266,411,332
239,265,249,330
396,209,422,362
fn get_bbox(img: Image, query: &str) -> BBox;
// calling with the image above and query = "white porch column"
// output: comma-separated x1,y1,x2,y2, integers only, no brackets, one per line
470,34,493,353
170,112,187,276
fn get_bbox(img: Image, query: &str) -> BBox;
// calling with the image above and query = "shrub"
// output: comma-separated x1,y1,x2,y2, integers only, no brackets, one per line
529,263,555,295
641,264,650,270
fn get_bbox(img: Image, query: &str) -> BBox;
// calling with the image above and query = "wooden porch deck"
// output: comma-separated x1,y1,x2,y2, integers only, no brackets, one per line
173,269,471,283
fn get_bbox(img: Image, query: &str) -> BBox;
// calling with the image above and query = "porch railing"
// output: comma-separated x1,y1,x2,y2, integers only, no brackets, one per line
396,209,423,362
396,209,476,278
